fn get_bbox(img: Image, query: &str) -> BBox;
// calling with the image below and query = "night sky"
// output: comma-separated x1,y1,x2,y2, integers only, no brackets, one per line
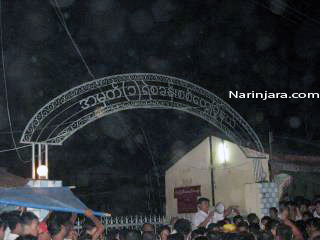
0,0,320,215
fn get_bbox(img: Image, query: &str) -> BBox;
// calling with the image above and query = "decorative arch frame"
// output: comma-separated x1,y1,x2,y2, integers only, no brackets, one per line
21,73,266,180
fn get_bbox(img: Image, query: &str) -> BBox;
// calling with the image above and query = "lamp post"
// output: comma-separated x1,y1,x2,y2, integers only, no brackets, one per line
209,136,215,206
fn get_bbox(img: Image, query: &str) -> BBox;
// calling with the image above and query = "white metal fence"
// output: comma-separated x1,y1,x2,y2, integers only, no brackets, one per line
76,215,168,239
103,215,168,233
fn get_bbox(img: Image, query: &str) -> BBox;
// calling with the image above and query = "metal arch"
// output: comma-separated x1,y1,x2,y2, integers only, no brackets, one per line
20,73,266,179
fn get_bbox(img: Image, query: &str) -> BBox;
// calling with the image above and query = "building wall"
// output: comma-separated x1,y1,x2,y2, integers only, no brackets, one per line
245,182,279,218
211,136,262,214
165,136,269,218
165,138,211,219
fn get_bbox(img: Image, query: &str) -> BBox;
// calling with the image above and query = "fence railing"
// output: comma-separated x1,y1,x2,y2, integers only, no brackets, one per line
102,215,168,233
75,215,168,238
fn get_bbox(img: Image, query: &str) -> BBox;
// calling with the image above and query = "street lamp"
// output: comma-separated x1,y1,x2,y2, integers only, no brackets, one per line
37,165,48,178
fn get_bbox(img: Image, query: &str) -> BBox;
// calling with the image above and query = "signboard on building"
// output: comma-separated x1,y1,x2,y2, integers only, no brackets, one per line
174,186,201,213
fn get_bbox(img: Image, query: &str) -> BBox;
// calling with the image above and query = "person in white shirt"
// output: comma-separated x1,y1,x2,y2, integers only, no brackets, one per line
212,203,224,223
212,202,239,224
192,198,239,229
192,197,213,229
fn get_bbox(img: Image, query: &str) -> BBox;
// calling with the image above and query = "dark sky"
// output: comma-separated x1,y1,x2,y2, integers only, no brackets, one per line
0,0,320,215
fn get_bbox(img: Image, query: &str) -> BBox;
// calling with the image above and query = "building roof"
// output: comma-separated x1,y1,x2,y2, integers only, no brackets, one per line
0,167,28,187
270,154,320,173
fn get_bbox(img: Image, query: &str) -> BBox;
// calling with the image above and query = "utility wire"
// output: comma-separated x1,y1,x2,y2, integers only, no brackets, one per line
52,0,95,79
0,0,29,163
271,0,320,27
50,0,150,158
0,145,31,153
248,0,299,25
251,0,320,30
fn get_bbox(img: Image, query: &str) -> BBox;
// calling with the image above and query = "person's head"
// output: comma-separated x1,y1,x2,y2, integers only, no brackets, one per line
315,201,320,215
269,220,280,237
110,229,120,240
21,212,39,237
287,201,298,220
207,223,218,232
48,211,73,238
303,211,313,222
47,216,70,238
269,207,278,220
142,224,155,233
142,232,155,240
224,218,231,224
260,216,272,231
299,202,308,214
191,228,205,240
287,201,295,208
4,211,24,234
247,213,259,225
237,221,249,233
216,221,225,232
248,223,260,235
83,218,96,236
257,231,273,240
125,230,141,240
197,198,210,213
159,226,170,240
174,219,192,237
275,223,292,240
206,231,223,240
167,233,184,240
304,199,311,208
309,218,320,234
233,215,243,225
15,235,38,240
278,201,289,220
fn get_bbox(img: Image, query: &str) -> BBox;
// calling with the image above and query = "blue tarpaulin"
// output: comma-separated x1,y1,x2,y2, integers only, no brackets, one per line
0,186,105,216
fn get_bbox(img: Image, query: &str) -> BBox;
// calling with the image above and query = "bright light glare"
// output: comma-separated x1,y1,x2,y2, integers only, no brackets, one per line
218,141,228,164
37,165,48,177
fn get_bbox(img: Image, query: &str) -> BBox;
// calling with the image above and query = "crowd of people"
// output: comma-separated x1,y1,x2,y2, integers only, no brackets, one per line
161,196,320,240
0,209,104,240
1,195,320,240
107,196,320,240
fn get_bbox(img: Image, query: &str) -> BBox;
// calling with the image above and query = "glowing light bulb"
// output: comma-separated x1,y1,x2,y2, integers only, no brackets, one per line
37,165,48,177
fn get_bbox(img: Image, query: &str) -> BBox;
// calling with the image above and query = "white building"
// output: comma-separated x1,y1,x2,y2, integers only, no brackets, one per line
165,136,275,219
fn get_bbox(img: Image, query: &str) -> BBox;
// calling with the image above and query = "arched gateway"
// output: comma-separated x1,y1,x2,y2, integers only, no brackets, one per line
20,73,265,180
